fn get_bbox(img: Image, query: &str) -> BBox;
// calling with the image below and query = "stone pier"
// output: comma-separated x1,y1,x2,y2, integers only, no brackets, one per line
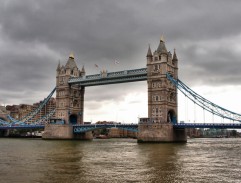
137,123,186,143
42,124,93,140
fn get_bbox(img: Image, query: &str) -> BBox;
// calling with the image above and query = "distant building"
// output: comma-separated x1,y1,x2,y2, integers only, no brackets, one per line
0,106,10,121
186,128,201,138
32,98,56,122
6,98,56,123
108,127,137,138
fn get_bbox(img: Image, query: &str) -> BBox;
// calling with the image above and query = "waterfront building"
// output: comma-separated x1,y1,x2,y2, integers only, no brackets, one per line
0,106,10,121
108,127,137,138
6,98,56,123
32,97,56,123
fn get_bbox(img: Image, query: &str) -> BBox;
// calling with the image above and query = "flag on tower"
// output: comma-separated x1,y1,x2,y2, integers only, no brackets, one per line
114,60,120,64
94,64,99,68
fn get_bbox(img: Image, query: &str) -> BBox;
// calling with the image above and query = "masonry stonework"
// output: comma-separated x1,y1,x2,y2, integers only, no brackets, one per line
137,37,186,142
55,53,85,125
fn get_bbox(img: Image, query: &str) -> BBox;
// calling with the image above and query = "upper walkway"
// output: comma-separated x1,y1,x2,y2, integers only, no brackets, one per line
68,68,147,86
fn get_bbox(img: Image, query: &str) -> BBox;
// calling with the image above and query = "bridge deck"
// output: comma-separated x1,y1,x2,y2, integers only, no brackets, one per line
1,123,241,131
0,125,45,130
173,123,241,129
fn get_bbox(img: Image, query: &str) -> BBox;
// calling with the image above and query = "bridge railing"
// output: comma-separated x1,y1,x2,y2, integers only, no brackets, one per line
73,123,139,133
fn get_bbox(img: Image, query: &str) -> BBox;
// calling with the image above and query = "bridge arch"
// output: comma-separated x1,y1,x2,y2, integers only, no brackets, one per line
69,114,78,124
167,109,177,124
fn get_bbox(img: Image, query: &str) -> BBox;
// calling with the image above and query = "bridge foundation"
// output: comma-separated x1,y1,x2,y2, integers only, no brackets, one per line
137,124,186,143
42,124,93,140
0,129,9,137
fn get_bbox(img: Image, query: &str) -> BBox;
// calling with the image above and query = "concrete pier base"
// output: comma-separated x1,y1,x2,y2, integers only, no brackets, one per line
42,124,93,140
137,123,187,143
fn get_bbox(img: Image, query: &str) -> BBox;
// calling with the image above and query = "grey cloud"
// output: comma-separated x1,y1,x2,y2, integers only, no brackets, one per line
1,0,241,105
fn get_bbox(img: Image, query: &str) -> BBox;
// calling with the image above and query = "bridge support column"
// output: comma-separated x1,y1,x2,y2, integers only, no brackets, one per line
141,38,187,143
137,124,186,143
42,124,93,140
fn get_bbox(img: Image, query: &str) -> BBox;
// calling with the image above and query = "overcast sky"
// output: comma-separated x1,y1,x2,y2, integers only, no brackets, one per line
1,0,241,123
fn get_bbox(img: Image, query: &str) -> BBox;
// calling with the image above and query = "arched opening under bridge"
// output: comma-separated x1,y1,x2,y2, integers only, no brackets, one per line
69,114,77,124
167,110,177,124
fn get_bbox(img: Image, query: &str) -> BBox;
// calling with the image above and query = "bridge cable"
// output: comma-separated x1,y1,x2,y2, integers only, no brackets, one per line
194,101,196,123
185,93,188,123
166,73,241,122
203,108,205,123
20,87,56,122
212,110,214,123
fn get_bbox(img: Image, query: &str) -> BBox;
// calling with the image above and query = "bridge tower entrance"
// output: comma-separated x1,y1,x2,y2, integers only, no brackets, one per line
138,37,186,142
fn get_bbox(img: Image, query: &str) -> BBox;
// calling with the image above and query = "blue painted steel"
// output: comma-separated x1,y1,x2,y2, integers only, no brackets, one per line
7,115,20,123
73,122,241,133
73,124,138,133
34,109,56,125
1,109,56,127
68,68,147,86
2,122,241,131
20,87,56,122
0,118,9,125
0,125,44,130
166,73,241,122
173,123,241,129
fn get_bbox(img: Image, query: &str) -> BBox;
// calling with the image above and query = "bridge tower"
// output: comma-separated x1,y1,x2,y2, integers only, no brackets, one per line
138,37,186,142
42,53,92,139
55,53,85,124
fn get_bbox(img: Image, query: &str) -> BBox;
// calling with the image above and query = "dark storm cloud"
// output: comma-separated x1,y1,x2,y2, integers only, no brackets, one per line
1,0,241,105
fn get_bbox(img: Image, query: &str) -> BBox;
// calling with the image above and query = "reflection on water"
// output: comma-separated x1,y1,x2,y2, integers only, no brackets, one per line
0,138,241,183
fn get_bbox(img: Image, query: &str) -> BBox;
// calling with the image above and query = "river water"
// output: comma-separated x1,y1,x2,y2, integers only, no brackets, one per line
0,138,241,183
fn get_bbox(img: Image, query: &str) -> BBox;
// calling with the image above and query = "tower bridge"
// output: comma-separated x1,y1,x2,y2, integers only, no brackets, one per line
1,37,241,142
42,36,184,142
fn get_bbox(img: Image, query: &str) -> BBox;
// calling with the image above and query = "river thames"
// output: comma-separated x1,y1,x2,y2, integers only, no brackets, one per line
0,138,241,183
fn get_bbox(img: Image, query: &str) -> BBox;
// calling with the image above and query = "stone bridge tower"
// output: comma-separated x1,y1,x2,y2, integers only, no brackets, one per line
43,53,92,139
146,37,178,123
138,37,186,142
56,53,85,124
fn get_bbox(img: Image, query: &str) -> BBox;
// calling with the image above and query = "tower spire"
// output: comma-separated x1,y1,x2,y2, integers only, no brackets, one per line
157,35,167,53
172,48,178,61
69,52,74,59
146,44,153,57
56,60,61,71
82,65,85,73
160,35,165,42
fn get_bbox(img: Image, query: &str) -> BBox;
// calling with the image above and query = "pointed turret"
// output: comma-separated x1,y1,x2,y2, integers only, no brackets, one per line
146,44,153,57
157,35,167,54
172,49,178,61
65,52,78,69
81,65,85,73
56,60,61,71
80,65,86,77
69,52,74,59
